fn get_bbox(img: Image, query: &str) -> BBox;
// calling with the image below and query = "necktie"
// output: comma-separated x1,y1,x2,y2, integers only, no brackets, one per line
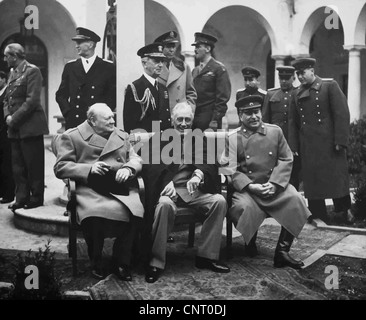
155,81,159,91
86,60,89,64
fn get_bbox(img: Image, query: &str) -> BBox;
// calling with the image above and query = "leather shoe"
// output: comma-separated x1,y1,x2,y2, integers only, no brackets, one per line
195,256,230,273
116,265,132,281
145,266,161,283
0,197,14,204
8,202,25,211
24,201,43,209
91,267,104,280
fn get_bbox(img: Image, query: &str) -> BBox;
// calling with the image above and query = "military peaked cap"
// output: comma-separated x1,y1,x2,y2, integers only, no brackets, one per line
137,43,166,58
154,31,179,44
241,66,261,78
72,27,101,42
277,66,295,77
191,32,218,47
292,58,316,71
235,95,263,110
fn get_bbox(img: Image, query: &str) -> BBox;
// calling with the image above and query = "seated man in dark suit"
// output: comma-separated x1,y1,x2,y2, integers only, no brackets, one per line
54,103,144,280
142,102,230,283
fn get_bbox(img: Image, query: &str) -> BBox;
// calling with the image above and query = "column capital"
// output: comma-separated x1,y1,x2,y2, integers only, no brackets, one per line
343,45,366,52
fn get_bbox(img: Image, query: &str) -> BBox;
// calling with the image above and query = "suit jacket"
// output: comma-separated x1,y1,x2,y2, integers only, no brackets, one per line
123,75,171,133
157,57,197,113
262,86,296,140
56,57,116,129
192,58,231,129
288,76,350,199
54,121,144,223
0,86,7,140
3,60,49,139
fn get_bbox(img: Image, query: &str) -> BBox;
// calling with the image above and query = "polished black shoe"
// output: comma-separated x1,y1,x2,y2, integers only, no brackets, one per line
116,265,132,281
91,267,104,280
8,202,25,211
195,256,230,273
0,197,14,204
273,252,304,270
24,201,43,209
145,266,161,283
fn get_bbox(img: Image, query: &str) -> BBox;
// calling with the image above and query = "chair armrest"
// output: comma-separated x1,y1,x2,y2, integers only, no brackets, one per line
137,176,145,205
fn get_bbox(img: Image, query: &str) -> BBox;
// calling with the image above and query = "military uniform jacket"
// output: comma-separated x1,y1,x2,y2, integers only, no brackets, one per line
3,60,49,139
158,57,197,113
56,57,116,129
123,75,171,133
54,121,144,223
288,76,350,199
262,86,296,140
192,58,231,125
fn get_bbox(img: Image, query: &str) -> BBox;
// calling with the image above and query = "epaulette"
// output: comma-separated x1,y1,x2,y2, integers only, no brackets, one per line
322,78,334,81
103,59,114,64
268,87,280,91
236,88,245,93
65,127,77,134
172,56,185,72
228,127,241,136
66,59,77,64
258,88,267,95
265,123,280,129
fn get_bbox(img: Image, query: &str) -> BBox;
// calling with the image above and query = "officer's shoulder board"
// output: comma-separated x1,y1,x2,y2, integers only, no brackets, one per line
228,127,241,137
267,87,280,92
103,59,114,64
215,60,227,72
322,78,334,82
264,123,281,130
66,59,77,65
236,88,245,93
258,88,267,95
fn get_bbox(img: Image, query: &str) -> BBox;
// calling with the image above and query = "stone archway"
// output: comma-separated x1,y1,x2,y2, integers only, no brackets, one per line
201,5,274,127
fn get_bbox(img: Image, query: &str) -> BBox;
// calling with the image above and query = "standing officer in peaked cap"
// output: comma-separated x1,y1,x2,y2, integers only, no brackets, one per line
289,58,354,224
236,66,267,126
191,32,231,131
56,27,116,130
224,95,311,268
262,66,301,190
153,31,197,117
123,43,171,133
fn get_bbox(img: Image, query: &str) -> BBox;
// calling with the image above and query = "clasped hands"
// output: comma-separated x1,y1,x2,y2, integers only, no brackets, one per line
91,161,131,183
248,182,277,199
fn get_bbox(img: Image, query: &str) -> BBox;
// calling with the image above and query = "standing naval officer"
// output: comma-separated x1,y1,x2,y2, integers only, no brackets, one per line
154,31,197,115
191,32,231,131
289,58,353,224
262,66,301,190
56,27,116,130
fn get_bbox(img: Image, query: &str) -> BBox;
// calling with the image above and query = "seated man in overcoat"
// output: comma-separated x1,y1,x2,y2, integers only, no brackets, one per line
224,95,311,269
54,103,144,280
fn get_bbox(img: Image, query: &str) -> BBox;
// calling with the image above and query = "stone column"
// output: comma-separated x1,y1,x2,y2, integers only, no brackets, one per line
116,0,145,129
182,50,196,72
344,45,365,122
272,55,286,88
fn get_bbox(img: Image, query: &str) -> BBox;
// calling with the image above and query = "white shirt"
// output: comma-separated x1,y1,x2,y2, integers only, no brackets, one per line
81,53,97,73
143,72,158,87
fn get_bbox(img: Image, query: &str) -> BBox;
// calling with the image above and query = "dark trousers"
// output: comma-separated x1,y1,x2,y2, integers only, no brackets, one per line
290,155,301,191
308,195,351,219
11,135,45,204
0,134,15,199
81,216,139,268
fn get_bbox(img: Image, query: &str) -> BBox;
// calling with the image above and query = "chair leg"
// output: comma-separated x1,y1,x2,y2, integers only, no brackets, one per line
69,227,78,276
188,222,195,248
226,217,233,258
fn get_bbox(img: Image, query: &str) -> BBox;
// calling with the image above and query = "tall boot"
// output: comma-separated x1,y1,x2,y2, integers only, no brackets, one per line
273,227,304,269
244,231,258,257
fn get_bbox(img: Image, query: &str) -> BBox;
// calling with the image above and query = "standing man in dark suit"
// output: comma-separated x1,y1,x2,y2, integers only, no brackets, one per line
154,31,197,116
56,27,116,130
143,102,229,283
3,43,49,210
191,32,231,131
0,70,15,204
289,58,353,224
262,66,300,190
123,43,171,133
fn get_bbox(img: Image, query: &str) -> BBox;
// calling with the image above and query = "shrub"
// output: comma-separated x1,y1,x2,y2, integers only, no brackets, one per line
348,116,366,175
9,240,62,300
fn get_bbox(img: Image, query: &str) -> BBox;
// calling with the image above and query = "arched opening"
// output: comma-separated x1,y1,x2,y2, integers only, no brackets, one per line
1,34,49,119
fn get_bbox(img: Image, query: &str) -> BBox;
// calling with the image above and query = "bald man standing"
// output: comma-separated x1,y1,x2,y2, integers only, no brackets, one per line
3,43,49,211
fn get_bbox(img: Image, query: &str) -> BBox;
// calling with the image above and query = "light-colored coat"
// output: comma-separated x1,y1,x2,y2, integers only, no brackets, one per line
54,121,144,223
158,58,197,114
226,123,310,244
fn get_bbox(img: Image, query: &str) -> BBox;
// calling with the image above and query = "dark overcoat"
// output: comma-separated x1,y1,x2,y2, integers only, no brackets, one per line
192,58,231,130
226,123,310,243
54,121,144,223
123,75,171,133
55,57,116,129
3,60,49,139
289,76,350,199
262,86,296,140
